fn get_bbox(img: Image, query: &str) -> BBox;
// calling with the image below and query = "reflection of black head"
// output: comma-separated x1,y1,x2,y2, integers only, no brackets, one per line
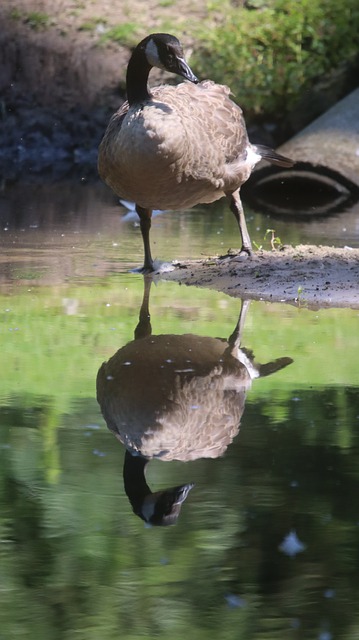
124,451,194,526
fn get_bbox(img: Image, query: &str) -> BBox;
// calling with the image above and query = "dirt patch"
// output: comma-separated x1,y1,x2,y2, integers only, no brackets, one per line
161,245,359,309
0,0,207,108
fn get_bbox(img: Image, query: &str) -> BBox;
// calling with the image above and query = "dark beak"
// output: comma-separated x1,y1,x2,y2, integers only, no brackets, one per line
176,57,199,84
147,482,195,526
172,482,195,504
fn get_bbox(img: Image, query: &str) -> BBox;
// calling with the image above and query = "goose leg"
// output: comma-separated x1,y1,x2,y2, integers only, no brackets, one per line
227,299,251,352
136,205,154,273
134,276,152,340
228,189,252,256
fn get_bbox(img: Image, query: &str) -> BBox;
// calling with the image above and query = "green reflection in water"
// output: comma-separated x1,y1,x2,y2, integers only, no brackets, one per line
1,276,358,405
1,389,359,639
1,275,359,639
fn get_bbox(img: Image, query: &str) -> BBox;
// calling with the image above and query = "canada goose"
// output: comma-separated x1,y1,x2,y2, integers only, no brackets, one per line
98,33,294,273
96,278,293,524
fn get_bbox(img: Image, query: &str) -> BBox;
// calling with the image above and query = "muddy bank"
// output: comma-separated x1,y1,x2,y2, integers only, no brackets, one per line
0,15,119,181
161,245,359,309
0,92,110,182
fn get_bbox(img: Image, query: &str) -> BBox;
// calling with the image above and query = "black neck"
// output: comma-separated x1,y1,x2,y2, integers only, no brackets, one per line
126,46,152,106
123,450,151,511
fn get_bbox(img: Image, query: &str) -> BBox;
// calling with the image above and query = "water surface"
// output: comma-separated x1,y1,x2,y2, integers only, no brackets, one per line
1,181,358,639
1,180,358,285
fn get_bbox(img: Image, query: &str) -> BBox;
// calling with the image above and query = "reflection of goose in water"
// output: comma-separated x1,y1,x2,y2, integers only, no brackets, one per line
96,279,292,524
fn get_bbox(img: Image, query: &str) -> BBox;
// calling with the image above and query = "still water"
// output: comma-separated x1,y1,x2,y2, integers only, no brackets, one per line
1,181,359,639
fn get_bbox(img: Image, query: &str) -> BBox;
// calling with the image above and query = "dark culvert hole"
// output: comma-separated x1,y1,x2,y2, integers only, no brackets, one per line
242,162,359,218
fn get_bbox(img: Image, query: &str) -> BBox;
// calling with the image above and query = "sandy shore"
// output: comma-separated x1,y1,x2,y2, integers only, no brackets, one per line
161,245,359,309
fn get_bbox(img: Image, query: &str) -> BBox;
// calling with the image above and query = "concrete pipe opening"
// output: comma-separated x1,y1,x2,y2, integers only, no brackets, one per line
242,162,359,218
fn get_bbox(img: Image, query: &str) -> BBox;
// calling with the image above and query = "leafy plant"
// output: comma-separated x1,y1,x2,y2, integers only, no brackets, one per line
25,11,50,30
9,9,50,30
194,0,359,118
253,228,283,251
264,228,283,250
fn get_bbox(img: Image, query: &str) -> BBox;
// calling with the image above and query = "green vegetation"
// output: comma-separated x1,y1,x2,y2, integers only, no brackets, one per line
26,11,50,30
9,8,22,20
99,22,140,48
7,0,359,119
10,8,50,30
253,228,283,251
194,0,359,117
78,17,107,32
1,276,358,415
1,378,359,638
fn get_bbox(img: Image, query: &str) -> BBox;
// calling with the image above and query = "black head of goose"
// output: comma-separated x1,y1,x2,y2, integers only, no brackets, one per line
98,33,294,272
123,451,194,526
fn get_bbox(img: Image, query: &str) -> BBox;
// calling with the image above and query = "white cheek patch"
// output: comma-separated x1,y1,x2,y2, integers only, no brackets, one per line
145,40,165,69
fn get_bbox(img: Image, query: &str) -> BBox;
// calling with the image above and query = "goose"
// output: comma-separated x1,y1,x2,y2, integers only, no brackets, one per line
98,33,294,273
96,278,293,524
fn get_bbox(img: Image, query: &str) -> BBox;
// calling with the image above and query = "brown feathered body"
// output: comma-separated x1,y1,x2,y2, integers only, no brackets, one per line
98,80,259,210
96,333,253,462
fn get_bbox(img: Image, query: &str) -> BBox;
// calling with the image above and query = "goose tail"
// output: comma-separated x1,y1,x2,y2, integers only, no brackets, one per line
255,144,294,168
